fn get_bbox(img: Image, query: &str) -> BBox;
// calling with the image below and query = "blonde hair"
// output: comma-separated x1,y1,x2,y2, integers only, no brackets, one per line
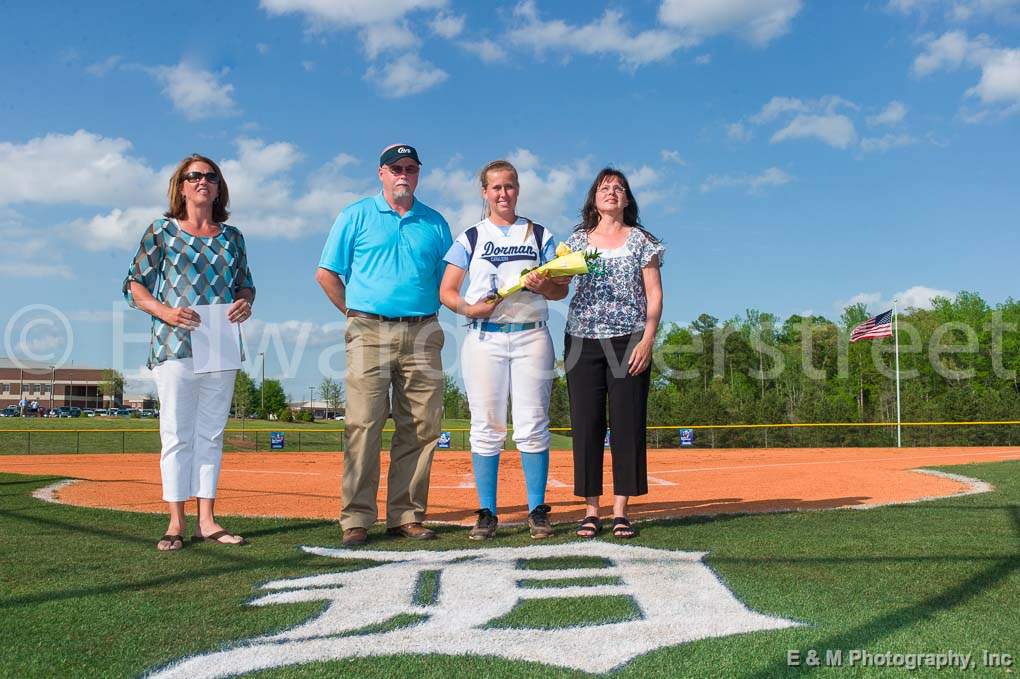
479,159,532,243
164,153,230,223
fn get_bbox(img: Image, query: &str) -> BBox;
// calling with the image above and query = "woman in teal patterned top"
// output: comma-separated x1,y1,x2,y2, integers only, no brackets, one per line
124,154,255,551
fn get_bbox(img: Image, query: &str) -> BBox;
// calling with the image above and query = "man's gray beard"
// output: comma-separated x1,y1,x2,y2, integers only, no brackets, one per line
392,186,413,201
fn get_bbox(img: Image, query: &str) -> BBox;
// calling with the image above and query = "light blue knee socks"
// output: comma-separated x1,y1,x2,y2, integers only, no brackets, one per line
520,449,549,511
471,452,500,514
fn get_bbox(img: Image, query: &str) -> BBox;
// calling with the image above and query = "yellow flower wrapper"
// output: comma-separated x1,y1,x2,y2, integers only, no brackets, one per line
495,250,591,298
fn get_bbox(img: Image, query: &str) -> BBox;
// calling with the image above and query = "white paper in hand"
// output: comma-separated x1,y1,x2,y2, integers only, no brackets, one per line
191,303,242,373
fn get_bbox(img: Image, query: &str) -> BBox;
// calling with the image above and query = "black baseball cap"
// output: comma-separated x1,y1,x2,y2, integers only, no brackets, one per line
379,145,421,166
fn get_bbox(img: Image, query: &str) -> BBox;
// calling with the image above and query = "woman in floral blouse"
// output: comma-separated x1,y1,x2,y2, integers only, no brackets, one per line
564,168,663,539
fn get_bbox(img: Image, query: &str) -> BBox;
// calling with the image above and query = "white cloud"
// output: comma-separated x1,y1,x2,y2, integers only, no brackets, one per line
0,263,72,279
256,43,271,55
867,100,908,126
859,133,918,152
750,95,856,124
259,0,448,91
430,12,465,38
889,0,1020,21
221,139,369,238
365,58,448,97
294,153,369,216
623,165,666,205
45,135,371,248
509,1,693,68
302,60,316,71
0,209,73,278
420,166,480,232
912,30,992,76
151,62,239,120
244,318,344,350
67,206,165,251
658,0,803,46
86,55,122,76
749,95,810,123
422,150,585,233
359,22,419,60
695,53,712,64
914,31,1020,117
259,0,446,29
966,48,1020,105
726,121,752,141
660,149,686,164
459,38,508,63
0,130,158,207
507,148,541,171
771,114,857,148
898,285,955,309
700,166,792,193
838,285,954,313
220,137,304,216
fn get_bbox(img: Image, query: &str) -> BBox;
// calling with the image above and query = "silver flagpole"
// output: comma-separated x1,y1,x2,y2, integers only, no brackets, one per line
893,300,902,448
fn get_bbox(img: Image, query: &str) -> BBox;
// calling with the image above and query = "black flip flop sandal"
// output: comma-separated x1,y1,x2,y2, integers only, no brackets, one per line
157,534,184,551
192,530,248,545
576,516,602,539
612,517,637,539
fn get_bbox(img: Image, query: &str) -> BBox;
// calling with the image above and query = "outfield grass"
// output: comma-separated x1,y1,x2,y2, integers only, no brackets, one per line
1,461,1017,678
0,417,574,453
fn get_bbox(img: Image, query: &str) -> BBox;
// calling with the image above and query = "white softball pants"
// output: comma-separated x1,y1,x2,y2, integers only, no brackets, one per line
150,358,237,502
461,327,554,456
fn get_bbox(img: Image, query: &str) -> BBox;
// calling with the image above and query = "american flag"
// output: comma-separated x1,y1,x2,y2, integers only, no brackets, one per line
850,309,893,342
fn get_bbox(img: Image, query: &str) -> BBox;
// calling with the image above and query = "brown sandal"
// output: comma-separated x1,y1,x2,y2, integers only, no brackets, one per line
191,530,248,545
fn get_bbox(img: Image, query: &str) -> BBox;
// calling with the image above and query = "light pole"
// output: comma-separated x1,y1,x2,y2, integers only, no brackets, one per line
308,386,315,420
48,366,54,411
259,352,265,416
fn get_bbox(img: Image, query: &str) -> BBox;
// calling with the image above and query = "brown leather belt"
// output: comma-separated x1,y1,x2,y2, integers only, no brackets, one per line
347,310,437,323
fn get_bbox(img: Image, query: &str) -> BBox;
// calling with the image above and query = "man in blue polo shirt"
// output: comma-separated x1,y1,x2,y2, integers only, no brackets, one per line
316,144,452,547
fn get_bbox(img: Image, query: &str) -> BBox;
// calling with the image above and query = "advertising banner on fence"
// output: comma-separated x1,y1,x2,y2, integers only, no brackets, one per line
438,431,451,449
679,428,695,447
270,432,285,450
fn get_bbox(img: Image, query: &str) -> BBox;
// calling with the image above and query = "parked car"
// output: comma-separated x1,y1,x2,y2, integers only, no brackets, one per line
140,409,155,418
57,407,72,418
0,406,20,417
69,407,82,417
83,409,95,417
46,409,58,418
115,408,133,417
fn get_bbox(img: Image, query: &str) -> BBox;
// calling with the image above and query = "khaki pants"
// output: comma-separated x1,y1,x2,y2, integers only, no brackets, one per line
341,316,445,530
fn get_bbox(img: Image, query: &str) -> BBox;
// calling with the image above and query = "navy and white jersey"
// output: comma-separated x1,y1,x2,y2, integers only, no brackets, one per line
444,217,557,323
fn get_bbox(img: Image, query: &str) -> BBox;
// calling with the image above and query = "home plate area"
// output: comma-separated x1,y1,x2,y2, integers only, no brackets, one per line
147,542,800,677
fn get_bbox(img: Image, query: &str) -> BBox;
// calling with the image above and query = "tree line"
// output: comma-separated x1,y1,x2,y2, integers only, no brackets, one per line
445,292,1020,447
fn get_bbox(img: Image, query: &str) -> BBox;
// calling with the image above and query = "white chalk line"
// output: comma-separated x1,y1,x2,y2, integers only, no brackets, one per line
649,450,1020,476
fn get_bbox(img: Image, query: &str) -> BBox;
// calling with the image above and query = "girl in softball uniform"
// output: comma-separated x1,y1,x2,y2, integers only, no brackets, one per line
439,160,569,539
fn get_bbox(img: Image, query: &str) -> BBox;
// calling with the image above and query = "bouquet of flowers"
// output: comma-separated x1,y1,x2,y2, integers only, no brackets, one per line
492,243,601,299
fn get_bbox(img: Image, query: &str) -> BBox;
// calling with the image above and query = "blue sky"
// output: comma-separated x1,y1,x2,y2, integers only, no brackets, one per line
1,0,1018,398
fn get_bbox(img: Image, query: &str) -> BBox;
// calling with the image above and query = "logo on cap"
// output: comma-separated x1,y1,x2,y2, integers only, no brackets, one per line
397,147,411,154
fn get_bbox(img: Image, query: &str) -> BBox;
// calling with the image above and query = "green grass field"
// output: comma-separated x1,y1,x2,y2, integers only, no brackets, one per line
0,417,575,454
0,461,1017,678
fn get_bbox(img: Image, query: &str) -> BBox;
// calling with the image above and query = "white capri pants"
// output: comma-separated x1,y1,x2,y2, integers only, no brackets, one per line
461,326,554,456
150,358,237,502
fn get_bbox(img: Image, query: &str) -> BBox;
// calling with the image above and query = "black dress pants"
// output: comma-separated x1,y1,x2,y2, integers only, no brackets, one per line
565,333,649,497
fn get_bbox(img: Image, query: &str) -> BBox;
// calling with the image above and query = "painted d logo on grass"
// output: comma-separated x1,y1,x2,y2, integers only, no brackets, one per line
148,543,800,677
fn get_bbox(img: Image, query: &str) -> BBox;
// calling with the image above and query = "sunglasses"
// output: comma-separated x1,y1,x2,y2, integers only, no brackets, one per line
183,171,220,183
386,164,420,176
